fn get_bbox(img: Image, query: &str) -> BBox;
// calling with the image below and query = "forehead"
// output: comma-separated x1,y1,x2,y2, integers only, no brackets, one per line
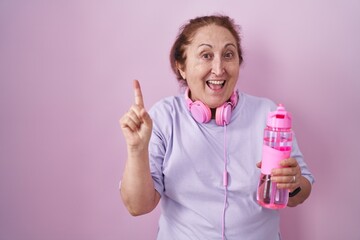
190,24,237,47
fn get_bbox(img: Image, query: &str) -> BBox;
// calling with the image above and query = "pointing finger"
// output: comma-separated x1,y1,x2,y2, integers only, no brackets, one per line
133,80,144,107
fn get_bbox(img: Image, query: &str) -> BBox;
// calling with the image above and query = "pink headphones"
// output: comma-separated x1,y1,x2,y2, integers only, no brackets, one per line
185,88,238,126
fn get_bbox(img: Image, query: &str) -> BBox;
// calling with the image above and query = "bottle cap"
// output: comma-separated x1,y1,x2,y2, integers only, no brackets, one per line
266,104,292,129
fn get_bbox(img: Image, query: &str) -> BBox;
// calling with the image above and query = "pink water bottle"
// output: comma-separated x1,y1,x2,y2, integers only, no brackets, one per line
257,104,292,209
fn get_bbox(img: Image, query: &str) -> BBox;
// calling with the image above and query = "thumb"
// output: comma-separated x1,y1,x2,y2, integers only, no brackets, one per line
256,161,262,169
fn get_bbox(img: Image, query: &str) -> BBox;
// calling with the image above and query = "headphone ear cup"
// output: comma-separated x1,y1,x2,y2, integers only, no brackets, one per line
189,101,212,123
215,103,233,126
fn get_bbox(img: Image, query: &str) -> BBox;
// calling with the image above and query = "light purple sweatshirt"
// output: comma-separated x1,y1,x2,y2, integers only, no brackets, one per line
148,91,314,240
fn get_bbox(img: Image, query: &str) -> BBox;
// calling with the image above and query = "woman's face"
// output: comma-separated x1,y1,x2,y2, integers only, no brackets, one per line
178,24,240,108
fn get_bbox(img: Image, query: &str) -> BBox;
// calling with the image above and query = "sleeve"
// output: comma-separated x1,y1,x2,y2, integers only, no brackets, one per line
148,100,172,197
291,134,315,184
148,126,166,197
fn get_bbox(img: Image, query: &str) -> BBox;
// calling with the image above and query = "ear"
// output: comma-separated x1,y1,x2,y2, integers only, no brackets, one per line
176,62,186,80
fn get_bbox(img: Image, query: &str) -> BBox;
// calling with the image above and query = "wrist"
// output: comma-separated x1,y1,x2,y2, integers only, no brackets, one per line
289,186,302,197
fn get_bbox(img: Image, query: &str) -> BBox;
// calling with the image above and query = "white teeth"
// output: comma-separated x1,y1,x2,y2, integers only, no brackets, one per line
207,80,225,85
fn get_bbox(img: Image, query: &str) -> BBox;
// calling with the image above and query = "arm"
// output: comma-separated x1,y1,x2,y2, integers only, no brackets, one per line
121,147,161,216
287,175,312,207
119,80,160,216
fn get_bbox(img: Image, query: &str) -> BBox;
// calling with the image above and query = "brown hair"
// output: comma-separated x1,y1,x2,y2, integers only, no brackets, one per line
170,15,243,86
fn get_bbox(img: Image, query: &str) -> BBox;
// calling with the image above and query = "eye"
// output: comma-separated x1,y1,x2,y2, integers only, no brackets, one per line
224,51,235,59
201,52,213,60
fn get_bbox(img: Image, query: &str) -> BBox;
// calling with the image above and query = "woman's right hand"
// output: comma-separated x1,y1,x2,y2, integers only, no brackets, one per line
119,80,159,215
119,80,153,151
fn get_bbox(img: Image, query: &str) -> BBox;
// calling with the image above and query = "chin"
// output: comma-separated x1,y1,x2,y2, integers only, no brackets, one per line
207,100,227,109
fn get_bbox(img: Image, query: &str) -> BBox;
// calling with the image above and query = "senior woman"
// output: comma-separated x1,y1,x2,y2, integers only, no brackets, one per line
119,15,314,240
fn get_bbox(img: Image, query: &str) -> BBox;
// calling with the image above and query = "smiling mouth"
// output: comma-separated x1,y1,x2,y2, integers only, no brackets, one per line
206,80,225,90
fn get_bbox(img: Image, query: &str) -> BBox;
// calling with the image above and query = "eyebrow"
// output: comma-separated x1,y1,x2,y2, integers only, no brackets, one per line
197,43,237,49
225,43,237,49
198,43,212,48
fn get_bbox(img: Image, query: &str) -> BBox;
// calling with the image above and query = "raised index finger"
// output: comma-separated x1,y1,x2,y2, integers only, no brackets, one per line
133,80,144,107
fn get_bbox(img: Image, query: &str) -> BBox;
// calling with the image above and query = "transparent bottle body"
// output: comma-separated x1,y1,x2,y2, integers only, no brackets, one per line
257,127,292,209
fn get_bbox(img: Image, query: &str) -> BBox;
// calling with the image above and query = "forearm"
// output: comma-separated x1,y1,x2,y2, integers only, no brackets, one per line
120,148,160,216
287,176,312,207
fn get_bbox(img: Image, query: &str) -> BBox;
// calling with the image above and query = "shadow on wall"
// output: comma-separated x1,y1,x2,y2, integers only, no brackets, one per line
238,36,278,99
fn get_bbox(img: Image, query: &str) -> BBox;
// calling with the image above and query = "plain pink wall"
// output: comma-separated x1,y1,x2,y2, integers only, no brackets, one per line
1,1,359,239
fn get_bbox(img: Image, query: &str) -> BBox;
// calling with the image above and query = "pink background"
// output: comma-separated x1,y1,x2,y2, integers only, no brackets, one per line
1,1,359,239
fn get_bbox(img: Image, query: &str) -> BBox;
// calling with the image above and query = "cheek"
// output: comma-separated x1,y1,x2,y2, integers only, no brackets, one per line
227,64,240,76
189,62,211,78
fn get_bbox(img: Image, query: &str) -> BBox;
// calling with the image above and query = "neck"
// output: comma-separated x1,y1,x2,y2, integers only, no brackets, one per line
211,108,216,119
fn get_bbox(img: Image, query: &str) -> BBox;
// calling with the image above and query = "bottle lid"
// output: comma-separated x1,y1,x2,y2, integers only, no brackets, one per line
266,104,292,129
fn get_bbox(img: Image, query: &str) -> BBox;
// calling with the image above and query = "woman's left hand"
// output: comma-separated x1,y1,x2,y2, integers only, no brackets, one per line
270,158,301,192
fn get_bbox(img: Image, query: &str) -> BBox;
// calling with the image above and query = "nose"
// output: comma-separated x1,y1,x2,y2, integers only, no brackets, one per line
211,56,225,76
